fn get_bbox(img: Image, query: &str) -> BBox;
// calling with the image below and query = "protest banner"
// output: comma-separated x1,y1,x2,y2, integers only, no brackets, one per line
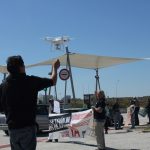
68,109,93,138
48,109,94,139
48,113,71,133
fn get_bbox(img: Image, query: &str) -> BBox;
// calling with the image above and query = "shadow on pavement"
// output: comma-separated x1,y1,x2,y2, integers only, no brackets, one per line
59,141,119,150
59,141,140,150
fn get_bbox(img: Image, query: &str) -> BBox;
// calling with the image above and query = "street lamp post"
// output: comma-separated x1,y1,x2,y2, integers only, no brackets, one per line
116,80,119,98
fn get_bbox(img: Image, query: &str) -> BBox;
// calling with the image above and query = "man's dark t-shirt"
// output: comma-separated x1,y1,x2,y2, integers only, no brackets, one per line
0,73,53,129
94,99,106,120
112,103,120,112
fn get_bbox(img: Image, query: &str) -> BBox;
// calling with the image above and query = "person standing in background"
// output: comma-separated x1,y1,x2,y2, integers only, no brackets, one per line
112,99,121,130
134,98,140,126
146,98,150,124
129,100,136,129
92,90,106,150
104,102,110,134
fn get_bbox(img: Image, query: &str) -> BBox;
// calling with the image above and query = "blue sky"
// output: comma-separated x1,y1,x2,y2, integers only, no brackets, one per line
0,0,150,99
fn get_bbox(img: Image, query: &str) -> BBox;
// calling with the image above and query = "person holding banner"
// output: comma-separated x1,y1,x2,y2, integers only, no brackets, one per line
92,91,106,150
47,100,61,142
0,55,60,150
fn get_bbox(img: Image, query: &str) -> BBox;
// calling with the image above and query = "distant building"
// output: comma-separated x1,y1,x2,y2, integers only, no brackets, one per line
84,94,95,109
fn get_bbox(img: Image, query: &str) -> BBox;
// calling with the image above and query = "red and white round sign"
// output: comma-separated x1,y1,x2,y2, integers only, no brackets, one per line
59,68,70,80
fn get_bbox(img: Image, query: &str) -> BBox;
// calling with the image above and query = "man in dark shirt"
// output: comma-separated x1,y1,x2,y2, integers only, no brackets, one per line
92,90,106,150
146,98,150,124
134,98,140,126
0,55,60,150
112,99,121,130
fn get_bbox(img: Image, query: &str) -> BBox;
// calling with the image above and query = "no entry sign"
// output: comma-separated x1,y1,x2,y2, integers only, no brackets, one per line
59,68,70,80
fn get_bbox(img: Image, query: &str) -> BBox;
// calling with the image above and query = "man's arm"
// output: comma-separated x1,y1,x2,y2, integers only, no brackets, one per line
94,107,103,113
50,59,60,85
92,106,103,113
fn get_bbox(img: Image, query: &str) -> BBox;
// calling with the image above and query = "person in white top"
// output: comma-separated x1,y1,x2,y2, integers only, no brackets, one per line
129,100,136,129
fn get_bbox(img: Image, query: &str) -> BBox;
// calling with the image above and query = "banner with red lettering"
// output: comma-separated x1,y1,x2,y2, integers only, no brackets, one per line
67,109,93,138
50,109,94,139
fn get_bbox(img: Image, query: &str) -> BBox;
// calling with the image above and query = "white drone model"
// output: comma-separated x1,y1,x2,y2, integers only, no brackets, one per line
43,36,71,50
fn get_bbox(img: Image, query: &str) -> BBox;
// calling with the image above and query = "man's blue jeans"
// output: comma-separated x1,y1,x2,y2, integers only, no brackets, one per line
9,126,36,150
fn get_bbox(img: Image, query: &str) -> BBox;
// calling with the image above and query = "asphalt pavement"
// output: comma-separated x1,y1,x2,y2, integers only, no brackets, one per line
0,114,150,150
35,126,150,150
